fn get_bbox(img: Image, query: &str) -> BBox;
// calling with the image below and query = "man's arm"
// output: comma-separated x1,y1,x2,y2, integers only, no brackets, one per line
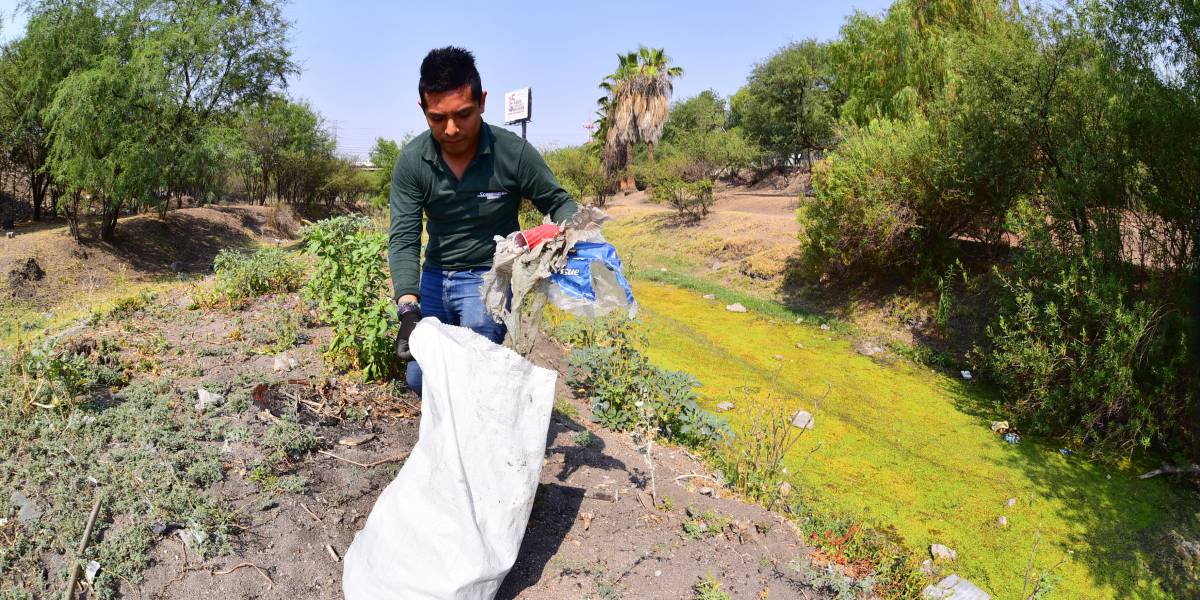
387,156,423,302
517,141,579,224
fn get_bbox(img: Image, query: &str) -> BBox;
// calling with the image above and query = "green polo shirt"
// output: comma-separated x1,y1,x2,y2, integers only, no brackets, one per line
387,123,579,299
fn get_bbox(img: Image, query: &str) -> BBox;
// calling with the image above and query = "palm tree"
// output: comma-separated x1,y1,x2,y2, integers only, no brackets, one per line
598,46,683,192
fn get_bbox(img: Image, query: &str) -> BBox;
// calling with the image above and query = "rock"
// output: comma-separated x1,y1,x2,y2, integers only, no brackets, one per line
10,491,42,523
930,544,957,562
194,388,224,412
920,559,934,577
273,355,290,372
819,323,830,331
659,267,668,272
84,560,101,584
791,410,814,430
5,231,12,239
338,433,377,447
725,303,748,313
997,516,1008,527
922,574,990,600
778,481,793,498
702,293,716,300
288,356,299,369
698,486,715,497
855,341,885,357
772,354,784,360
990,421,1010,434
1005,498,1017,507
795,343,805,349
710,261,722,271
716,401,735,412
960,370,973,380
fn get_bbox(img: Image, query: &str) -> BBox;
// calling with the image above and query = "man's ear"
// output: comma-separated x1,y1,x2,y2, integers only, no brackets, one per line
479,90,487,114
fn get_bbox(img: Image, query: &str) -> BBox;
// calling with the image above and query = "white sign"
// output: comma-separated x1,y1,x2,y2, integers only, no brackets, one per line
504,87,531,124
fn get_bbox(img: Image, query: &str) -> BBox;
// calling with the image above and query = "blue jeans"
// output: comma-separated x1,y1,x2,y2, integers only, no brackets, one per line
405,267,507,396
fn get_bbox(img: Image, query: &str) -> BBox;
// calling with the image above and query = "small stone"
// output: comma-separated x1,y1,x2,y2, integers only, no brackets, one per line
288,357,299,369
698,486,715,497
194,388,223,412
10,491,42,523
922,574,990,599
990,421,1010,434
1005,498,1017,507
930,544,957,562
654,570,662,577
273,356,290,372
772,354,784,360
703,293,716,300
819,323,830,331
855,341,884,356
920,559,934,577
710,261,722,271
795,343,805,349
997,516,1008,527
725,303,748,313
659,267,668,272
960,370,973,380
84,560,101,584
791,410,814,430
778,482,792,499
716,401,735,412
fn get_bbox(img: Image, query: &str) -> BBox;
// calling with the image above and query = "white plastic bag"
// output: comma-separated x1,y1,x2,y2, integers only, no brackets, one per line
342,317,557,600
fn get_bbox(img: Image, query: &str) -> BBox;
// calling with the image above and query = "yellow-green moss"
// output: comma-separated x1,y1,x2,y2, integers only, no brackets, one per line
630,280,1189,600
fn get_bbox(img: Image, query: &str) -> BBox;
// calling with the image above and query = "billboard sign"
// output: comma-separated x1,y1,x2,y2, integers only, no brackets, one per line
504,87,532,124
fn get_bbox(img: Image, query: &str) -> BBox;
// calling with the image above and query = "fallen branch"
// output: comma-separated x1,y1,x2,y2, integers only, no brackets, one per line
62,493,103,600
673,473,720,484
318,449,410,468
325,544,341,563
299,502,321,522
213,562,273,588
1138,464,1200,479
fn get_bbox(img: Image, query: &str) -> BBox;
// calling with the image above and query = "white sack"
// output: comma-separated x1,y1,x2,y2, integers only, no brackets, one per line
343,317,557,600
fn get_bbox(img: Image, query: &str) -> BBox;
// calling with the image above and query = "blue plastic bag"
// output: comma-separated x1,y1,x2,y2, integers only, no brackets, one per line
548,241,636,318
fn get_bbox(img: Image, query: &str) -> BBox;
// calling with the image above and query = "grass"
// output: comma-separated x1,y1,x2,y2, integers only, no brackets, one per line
622,278,1195,599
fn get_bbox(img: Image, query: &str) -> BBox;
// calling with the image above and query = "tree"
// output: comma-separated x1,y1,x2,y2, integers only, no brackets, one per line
661,89,727,144
41,0,294,241
368,136,407,206
598,46,683,191
731,40,838,168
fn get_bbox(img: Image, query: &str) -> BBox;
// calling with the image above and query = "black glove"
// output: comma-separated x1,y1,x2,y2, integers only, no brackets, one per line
395,301,422,361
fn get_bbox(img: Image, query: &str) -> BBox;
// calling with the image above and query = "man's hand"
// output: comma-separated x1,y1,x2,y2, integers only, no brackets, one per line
395,300,422,361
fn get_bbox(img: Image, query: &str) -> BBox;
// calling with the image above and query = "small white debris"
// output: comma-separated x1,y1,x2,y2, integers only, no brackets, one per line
703,293,716,300
654,570,662,577
194,388,223,412
922,574,990,599
698,486,715,497
795,342,805,349
1005,498,1017,507
773,354,784,360
288,356,298,369
273,355,290,372
716,402,735,412
84,560,101,584
791,410,814,430
659,267,668,272
819,323,830,331
778,482,793,498
960,370,973,380
725,303,748,313
997,516,1008,527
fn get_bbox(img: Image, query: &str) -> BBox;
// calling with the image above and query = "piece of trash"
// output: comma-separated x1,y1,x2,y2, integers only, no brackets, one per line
580,512,594,531
922,574,990,600
698,486,715,497
726,303,748,313
273,355,290,372
796,316,804,323
0,518,7,527
990,421,1009,434
778,482,792,498
84,560,101,584
1005,498,1017,507
659,267,668,272
997,516,1008,527
194,388,224,412
86,476,98,485
791,410,814,430
960,370,973,380
1058,448,1072,456
702,293,716,300
773,354,784,360
326,544,341,563
715,402,735,412
795,342,805,349
1003,432,1021,445
338,433,377,447
819,323,830,331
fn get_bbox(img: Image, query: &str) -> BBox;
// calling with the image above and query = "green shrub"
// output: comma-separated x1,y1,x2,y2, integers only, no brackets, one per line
984,215,1193,458
638,156,715,221
302,215,399,381
543,145,615,207
211,247,305,304
567,319,728,447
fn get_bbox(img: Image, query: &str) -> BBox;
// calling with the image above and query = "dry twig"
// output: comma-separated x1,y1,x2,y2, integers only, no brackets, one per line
318,449,409,468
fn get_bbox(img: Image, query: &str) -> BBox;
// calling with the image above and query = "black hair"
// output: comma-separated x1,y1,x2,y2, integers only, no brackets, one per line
418,46,482,108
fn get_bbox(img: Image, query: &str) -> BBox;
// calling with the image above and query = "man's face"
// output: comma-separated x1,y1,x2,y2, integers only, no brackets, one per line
421,84,486,156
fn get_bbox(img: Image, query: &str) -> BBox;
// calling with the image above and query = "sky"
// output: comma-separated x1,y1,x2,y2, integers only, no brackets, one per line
0,0,895,158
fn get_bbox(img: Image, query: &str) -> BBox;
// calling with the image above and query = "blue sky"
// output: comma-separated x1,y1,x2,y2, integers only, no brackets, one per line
1,0,894,157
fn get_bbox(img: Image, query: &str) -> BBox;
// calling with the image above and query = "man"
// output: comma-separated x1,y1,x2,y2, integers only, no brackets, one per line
390,46,578,395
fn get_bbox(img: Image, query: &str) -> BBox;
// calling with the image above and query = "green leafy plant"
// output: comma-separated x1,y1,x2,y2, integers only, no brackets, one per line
211,247,306,305
567,319,728,448
714,396,813,506
692,573,731,600
302,215,399,381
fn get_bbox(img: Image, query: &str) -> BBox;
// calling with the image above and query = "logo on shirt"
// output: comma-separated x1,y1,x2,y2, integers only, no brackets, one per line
477,191,507,201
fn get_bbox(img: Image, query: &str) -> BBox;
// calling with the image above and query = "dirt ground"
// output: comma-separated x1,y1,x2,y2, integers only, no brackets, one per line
31,285,825,600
